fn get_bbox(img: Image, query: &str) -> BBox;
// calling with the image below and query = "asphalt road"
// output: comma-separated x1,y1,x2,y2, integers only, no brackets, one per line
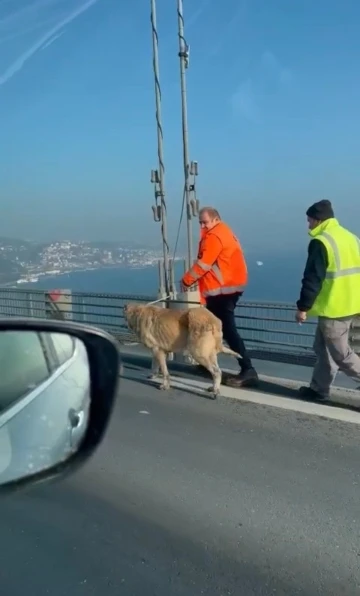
0,360,359,596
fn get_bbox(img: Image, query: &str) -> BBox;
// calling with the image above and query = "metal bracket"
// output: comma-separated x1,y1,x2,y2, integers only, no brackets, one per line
151,168,162,222
155,189,164,199
151,169,160,184
189,160,199,216
190,161,198,176
152,205,161,222
190,198,199,217
178,44,190,68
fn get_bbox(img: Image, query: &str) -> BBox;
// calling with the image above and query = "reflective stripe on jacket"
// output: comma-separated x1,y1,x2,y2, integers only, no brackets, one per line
307,218,360,317
182,222,248,299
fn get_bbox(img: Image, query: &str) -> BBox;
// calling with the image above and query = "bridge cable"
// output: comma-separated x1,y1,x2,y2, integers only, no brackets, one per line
150,0,170,296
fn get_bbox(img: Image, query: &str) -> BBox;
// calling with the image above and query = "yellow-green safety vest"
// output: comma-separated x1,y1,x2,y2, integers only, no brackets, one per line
308,218,360,318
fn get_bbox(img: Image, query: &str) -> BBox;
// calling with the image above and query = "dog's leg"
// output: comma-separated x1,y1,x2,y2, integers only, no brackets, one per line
148,353,160,379
207,355,222,399
154,348,171,390
190,351,222,399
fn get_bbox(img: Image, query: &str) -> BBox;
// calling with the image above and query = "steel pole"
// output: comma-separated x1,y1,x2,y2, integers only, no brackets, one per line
177,0,193,270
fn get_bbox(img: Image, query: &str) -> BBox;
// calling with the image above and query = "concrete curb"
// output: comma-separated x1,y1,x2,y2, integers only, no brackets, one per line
150,373,360,426
120,351,360,413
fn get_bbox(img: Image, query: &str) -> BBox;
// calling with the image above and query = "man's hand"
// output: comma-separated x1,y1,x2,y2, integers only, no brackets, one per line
295,310,307,324
180,278,190,292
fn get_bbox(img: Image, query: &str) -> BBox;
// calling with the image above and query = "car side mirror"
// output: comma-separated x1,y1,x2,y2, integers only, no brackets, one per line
0,318,122,493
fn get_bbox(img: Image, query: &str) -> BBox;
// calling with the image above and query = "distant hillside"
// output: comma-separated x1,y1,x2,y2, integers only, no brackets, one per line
0,237,163,285
0,238,44,281
0,238,28,282
0,256,24,283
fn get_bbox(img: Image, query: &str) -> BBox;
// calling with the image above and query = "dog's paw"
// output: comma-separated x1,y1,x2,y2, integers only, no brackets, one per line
159,382,170,391
147,373,159,380
206,385,220,399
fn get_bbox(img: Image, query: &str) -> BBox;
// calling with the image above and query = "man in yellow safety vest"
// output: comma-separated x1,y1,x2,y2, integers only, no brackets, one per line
295,199,360,401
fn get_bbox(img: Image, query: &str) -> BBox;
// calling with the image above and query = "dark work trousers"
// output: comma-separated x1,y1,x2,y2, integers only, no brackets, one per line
205,293,253,371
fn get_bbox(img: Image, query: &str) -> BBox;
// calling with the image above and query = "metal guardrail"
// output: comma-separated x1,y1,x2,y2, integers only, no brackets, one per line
0,287,320,367
2,286,359,367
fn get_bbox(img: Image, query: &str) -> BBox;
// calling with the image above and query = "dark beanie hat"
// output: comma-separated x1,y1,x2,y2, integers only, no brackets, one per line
306,199,334,221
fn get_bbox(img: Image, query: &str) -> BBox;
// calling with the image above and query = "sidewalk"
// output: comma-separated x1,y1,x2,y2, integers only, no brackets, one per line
121,346,360,413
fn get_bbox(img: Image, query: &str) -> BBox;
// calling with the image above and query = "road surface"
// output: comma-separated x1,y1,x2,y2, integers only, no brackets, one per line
0,359,359,595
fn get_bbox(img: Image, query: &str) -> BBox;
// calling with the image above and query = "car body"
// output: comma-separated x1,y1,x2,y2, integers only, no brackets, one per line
0,331,90,485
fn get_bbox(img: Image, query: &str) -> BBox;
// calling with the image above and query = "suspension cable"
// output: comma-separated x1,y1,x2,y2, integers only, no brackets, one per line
150,0,170,295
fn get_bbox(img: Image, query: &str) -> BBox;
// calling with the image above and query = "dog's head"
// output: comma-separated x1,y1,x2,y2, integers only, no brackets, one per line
123,302,132,322
123,303,141,329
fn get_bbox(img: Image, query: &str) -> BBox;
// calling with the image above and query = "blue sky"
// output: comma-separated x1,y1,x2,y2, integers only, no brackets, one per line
1,0,360,252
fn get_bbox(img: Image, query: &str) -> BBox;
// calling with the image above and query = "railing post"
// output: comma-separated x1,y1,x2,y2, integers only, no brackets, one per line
157,259,168,307
168,285,201,365
45,290,73,321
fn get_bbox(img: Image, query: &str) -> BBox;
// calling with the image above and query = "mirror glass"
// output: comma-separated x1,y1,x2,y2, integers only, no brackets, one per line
0,331,90,486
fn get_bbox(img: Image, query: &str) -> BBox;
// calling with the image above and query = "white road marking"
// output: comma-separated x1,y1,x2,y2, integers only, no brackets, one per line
151,376,360,425
139,410,150,415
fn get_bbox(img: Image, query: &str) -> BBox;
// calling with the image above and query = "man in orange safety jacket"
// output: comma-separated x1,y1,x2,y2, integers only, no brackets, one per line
181,206,258,388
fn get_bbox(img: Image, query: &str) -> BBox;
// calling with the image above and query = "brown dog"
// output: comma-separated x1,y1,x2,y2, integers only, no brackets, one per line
123,303,241,397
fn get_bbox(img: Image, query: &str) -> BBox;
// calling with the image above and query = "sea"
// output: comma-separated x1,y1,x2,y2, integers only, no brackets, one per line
19,252,305,303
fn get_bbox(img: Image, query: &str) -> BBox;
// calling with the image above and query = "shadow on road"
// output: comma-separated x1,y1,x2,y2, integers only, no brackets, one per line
0,479,342,596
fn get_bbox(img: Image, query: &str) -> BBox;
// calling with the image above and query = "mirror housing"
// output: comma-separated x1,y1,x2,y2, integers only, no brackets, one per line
0,318,121,494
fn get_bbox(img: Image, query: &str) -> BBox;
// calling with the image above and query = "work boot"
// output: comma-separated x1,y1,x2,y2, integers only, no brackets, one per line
298,386,329,402
222,368,259,388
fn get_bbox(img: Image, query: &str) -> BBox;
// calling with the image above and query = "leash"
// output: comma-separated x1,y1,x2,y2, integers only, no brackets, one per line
146,279,189,306
146,294,172,306
146,287,201,308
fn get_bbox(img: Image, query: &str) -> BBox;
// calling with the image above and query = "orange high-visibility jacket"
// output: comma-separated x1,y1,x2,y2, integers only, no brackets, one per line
182,222,248,299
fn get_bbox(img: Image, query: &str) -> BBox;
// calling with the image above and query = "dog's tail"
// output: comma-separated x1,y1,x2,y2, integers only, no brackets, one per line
220,345,241,358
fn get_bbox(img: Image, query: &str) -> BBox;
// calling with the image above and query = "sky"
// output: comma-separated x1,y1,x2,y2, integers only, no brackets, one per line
1,0,360,253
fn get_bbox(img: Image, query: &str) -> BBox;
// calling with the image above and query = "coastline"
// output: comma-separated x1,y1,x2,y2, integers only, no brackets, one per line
0,260,301,303
1,263,159,289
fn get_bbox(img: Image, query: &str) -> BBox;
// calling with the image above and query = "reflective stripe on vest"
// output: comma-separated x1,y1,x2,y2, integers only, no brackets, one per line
320,232,360,279
187,259,245,297
203,285,245,297
187,259,224,284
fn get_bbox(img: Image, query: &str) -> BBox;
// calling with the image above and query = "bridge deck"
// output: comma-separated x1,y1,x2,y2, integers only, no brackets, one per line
121,346,360,417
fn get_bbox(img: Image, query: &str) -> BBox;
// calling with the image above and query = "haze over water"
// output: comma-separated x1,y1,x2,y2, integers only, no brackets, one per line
29,252,305,303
